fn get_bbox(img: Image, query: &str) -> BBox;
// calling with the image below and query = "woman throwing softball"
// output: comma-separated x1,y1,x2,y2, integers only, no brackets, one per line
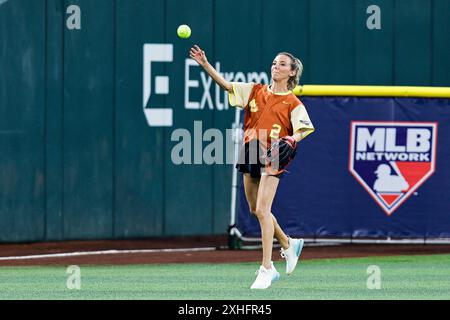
190,45,315,289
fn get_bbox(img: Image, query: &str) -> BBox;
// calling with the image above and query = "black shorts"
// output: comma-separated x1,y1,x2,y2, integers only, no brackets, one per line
235,140,284,179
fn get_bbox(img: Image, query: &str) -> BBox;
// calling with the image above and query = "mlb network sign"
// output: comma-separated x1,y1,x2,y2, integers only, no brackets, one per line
349,121,438,216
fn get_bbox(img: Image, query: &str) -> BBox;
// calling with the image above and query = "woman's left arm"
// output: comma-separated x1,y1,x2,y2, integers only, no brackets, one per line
291,130,306,142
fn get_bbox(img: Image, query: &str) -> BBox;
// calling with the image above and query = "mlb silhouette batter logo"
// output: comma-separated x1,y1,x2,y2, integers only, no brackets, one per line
349,121,438,216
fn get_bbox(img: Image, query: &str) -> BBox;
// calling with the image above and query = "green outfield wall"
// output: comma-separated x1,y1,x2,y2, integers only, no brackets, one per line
0,0,449,241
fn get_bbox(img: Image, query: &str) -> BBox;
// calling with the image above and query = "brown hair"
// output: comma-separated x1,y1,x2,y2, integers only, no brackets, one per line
277,52,303,90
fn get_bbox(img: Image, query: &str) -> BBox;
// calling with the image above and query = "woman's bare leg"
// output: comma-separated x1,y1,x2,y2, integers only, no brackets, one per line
272,215,289,250
255,175,281,269
243,174,289,250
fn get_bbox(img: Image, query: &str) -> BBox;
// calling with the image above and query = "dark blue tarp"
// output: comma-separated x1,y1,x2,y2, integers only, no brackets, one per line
237,97,450,239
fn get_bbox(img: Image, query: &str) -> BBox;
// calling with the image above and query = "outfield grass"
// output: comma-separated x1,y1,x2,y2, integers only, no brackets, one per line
0,254,449,300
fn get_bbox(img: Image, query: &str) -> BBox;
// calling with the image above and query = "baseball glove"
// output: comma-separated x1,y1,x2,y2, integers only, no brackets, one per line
265,136,298,171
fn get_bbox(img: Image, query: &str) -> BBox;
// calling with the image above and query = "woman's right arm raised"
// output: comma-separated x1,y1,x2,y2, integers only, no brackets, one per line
189,45,233,93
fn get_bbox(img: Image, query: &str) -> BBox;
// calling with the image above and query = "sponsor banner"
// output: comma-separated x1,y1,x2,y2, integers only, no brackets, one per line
349,121,437,216
238,97,450,239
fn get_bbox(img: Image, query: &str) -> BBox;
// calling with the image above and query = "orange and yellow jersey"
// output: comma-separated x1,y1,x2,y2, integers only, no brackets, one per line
228,82,315,148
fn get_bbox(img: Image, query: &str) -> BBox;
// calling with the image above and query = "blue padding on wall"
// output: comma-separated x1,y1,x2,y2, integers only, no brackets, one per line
238,97,450,239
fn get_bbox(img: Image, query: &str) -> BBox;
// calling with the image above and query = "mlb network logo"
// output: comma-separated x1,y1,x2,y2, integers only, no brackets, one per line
349,121,438,216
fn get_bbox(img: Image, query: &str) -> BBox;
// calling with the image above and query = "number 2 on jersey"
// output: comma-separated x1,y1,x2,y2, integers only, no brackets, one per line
270,124,281,139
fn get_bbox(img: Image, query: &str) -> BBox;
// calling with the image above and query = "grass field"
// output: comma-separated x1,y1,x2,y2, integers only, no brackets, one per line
0,254,449,300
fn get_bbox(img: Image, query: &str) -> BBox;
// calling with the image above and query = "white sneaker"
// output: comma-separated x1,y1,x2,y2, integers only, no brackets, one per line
250,262,280,289
280,237,304,275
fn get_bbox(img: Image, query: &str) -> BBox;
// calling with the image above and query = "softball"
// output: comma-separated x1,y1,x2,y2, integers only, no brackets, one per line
177,24,191,39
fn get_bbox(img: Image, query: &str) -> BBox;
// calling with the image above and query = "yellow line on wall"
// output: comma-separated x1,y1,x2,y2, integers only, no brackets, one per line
293,85,450,98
